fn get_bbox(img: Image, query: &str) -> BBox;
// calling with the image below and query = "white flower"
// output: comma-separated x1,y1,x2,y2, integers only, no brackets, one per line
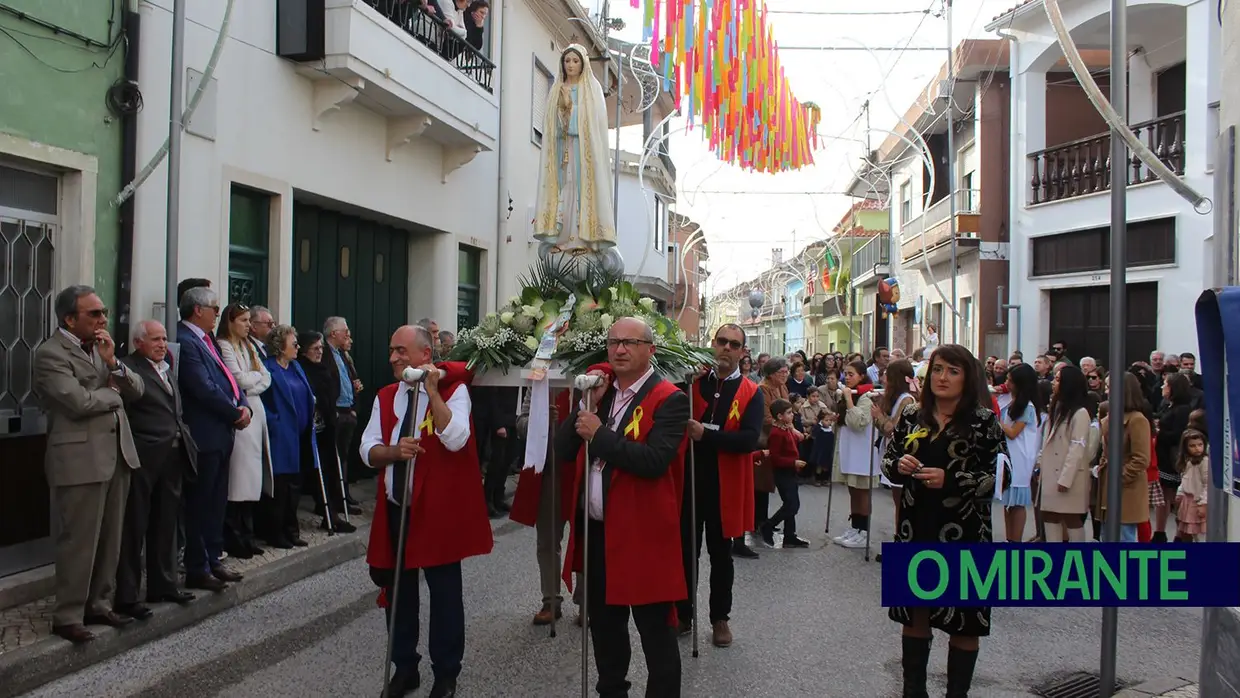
522,304,542,319
524,336,539,350
638,297,655,311
608,286,619,298
486,312,497,320
599,313,614,329
500,311,515,324
509,295,522,306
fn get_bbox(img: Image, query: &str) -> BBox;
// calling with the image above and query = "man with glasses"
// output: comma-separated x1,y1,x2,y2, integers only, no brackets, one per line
556,317,690,697
677,324,763,649
324,316,364,513
34,285,144,643
176,286,251,592
248,306,275,360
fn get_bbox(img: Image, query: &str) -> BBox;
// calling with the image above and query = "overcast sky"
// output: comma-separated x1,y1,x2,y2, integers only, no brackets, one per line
588,0,1018,294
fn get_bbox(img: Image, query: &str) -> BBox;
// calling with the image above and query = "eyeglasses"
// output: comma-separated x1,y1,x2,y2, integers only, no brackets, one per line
84,308,109,318
713,337,743,350
1088,375,1100,381
606,338,654,349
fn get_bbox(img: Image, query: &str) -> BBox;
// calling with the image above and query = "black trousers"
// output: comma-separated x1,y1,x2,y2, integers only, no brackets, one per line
184,447,231,576
585,517,681,698
224,501,257,552
305,432,345,517
676,460,733,624
483,433,512,506
383,499,466,679
754,492,770,529
334,409,358,489
769,469,801,536
268,474,302,543
117,442,186,604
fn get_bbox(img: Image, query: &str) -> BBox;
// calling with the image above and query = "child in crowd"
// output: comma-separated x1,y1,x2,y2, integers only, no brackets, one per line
798,388,829,481
759,399,808,548
1175,429,1208,542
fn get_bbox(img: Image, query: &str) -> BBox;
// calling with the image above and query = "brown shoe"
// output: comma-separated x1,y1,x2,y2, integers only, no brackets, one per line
532,604,563,626
84,611,133,628
711,620,733,648
52,624,96,644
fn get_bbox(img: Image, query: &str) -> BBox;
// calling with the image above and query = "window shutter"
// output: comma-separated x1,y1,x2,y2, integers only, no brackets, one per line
532,61,552,143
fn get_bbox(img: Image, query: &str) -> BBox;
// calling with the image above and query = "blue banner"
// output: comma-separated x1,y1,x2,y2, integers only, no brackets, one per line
1194,289,1240,494
880,543,1240,608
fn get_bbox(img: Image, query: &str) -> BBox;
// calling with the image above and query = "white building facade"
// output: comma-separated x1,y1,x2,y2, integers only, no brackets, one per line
989,0,1220,364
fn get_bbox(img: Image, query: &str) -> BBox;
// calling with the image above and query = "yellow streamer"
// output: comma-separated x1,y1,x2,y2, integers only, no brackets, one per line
419,412,435,437
727,400,741,422
903,426,930,450
624,406,645,439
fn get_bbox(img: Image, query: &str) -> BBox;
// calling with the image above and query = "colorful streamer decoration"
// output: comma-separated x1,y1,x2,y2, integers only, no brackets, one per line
637,0,821,172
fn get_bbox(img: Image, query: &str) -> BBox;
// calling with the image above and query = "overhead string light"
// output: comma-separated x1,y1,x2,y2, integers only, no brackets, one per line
636,0,821,172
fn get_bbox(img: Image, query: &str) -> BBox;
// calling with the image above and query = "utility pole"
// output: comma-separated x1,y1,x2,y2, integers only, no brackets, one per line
1099,1,1128,694
944,0,959,345
165,0,186,342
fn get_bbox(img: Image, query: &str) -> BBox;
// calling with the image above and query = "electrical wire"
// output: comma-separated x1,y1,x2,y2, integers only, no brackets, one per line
0,25,124,73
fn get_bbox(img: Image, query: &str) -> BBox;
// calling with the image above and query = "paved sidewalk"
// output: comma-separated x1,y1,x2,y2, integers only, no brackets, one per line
1115,676,1199,697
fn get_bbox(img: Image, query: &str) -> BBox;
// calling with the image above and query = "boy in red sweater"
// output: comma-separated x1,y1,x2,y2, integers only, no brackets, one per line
759,399,809,548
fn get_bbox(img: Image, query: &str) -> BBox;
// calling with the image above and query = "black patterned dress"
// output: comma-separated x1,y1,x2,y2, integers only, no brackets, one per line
880,403,1011,637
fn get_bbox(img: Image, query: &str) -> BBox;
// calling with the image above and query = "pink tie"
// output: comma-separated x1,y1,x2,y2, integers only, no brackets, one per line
202,334,241,401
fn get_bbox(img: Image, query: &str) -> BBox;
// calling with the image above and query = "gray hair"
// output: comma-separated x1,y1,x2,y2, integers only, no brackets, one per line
411,324,435,350
323,316,348,335
250,305,272,320
762,356,788,378
55,285,96,327
179,286,218,320
439,330,454,342
417,318,435,329
266,324,297,358
131,319,165,345
1079,356,1096,366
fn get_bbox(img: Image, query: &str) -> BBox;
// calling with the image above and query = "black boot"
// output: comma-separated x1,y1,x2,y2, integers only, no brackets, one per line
901,635,932,698
945,645,979,697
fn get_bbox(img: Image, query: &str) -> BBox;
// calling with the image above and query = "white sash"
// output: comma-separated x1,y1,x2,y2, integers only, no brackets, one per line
523,379,551,474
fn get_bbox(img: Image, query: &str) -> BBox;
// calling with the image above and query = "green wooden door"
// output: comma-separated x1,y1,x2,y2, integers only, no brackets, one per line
292,203,409,429
228,186,270,307
457,245,481,330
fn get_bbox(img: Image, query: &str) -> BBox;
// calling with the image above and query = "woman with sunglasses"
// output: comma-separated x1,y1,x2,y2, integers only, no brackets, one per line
261,325,316,548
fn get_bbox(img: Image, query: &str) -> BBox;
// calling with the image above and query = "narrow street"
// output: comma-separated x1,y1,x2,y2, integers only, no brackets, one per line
20,486,1202,698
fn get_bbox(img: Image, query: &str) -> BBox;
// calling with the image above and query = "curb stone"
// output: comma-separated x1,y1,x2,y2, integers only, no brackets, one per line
1112,676,1197,697
0,523,369,698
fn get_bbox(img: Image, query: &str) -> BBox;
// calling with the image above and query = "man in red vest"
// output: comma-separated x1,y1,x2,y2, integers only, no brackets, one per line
360,325,493,698
676,323,763,648
558,317,690,697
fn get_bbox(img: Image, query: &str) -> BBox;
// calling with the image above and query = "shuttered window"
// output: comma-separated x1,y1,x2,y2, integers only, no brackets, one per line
532,58,553,146
1030,217,1176,277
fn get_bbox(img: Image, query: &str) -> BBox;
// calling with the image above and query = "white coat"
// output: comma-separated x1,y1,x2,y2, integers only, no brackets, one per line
220,338,274,501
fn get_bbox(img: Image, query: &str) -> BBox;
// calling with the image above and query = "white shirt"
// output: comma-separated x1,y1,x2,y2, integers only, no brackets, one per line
359,380,472,504
587,366,655,521
148,358,173,392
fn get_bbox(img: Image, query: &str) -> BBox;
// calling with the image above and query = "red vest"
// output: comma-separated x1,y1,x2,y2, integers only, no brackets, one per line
562,376,688,607
509,388,575,527
366,362,493,573
694,376,759,538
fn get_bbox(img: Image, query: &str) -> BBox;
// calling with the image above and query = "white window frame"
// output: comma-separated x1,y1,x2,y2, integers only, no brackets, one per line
531,56,554,147
899,181,912,227
653,196,668,253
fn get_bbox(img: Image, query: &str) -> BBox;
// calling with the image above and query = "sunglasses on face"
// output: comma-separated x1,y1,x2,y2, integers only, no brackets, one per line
713,337,743,350
84,308,109,318
606,339,654,349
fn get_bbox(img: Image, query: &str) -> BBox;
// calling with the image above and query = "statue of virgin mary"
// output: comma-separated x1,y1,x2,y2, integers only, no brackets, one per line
533,44,617,256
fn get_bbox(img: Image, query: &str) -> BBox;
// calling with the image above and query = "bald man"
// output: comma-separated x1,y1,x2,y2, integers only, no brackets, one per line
361,325,492,698
557,317,691,697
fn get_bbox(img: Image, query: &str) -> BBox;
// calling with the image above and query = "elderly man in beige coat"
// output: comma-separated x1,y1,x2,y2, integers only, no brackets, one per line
34,285,144,644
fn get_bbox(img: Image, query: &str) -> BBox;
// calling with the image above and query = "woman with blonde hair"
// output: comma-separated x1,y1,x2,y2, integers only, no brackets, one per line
1097,372,1153,542
217,303,273,559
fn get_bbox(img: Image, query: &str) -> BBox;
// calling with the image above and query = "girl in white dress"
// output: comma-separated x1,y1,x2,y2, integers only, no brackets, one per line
998,363,1044,542
218,305,273,559
832,360,879,549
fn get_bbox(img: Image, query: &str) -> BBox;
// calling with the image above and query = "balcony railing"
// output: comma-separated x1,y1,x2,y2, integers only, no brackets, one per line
1028,111,1185,204
851,235,890,280
366,0,496,92
902,189,981,239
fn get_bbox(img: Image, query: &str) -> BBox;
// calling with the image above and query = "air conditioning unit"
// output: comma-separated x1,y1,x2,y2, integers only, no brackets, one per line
276,0,326,62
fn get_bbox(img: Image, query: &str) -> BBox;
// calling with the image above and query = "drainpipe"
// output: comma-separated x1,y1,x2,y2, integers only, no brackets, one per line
999,29,1020,354
115,3,141,353
492,0,509,309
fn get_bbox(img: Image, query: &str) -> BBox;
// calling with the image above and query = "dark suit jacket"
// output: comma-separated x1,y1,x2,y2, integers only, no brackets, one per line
121,354,199,476
554,373,690,506
176,321,248,453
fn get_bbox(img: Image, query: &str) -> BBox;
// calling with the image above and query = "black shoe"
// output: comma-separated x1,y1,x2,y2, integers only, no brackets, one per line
759,524,775,548
115,603,153,620
248,542,266,556
428,677,457,698
346,494,360,506
1152,530,1168,543
496,500,511,513
347,503,363,516
187,574,227,592
487,504,504,520
291,537,309,547
321,516,356,533
382,666,420,697
945,645,979,697
84,611,133,627
901,635,932,698
731,540,759,559
267,537,294,549
211,566,244,583
784,535,810,548
148,590,195,605
225,545,254,560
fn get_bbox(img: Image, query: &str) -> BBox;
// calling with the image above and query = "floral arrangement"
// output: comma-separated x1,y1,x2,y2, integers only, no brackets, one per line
448,256,714,379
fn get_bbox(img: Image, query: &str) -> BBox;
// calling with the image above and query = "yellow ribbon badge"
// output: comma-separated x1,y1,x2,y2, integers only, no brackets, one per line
727,400,741,422
418,412,435,437
903,426,930,450
624,406,645,439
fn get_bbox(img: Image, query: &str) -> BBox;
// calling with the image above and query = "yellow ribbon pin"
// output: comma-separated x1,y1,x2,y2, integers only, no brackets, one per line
727,400,741,422
624,406,644,439
903,426,930,450
418,413,435,437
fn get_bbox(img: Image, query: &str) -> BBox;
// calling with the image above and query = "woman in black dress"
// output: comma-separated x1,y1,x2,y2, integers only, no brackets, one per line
880,344,1010,698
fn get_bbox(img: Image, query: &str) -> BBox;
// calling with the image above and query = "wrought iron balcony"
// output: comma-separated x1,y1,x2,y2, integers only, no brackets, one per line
365,0,495,92
1028,111,1185,205
851,234,889,282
